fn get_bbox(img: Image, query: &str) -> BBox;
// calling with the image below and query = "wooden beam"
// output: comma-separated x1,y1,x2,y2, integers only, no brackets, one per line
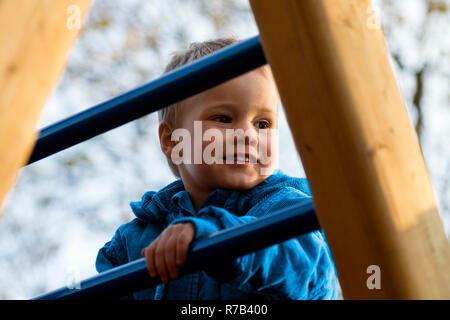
250,0,450,299
0,0,91,218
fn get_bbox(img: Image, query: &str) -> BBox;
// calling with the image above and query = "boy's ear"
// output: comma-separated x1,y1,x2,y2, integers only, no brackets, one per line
158,121,176,159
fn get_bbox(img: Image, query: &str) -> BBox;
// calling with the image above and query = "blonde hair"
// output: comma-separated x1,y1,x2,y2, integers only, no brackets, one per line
159,35,275,178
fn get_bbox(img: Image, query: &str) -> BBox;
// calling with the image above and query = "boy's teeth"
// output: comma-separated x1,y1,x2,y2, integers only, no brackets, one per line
224,154,256,163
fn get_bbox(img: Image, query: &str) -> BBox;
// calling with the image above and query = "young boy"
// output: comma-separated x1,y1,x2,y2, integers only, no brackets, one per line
96,36,339,300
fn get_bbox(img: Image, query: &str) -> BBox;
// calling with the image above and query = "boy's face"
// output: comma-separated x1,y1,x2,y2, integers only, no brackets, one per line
163,69,279,193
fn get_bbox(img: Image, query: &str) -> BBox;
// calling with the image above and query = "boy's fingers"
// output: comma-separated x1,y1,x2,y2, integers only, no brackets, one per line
164,233,179,279
155,233,171,282
144,241,157,278
144,224,194,282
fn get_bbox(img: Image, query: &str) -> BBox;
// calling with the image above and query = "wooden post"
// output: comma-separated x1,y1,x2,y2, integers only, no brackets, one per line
0,0,91,218
250,0,450,299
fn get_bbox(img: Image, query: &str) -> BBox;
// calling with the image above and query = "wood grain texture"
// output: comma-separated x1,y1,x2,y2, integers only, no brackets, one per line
0,0,91,218
250,0,450,299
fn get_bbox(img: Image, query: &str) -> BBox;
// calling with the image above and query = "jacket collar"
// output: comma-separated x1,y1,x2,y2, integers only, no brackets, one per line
129,169,306,223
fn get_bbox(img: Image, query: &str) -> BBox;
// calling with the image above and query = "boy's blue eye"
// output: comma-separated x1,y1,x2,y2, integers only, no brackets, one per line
211,116,271,128
212,116,231,123
255,120,270,129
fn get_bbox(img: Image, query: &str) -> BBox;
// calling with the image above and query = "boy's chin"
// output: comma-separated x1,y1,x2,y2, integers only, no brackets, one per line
214,168,270,190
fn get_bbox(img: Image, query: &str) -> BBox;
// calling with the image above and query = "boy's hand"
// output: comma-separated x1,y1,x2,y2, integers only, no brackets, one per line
141,222,195,283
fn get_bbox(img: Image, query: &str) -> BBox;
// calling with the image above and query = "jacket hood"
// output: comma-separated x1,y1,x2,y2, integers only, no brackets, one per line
129,169,311,224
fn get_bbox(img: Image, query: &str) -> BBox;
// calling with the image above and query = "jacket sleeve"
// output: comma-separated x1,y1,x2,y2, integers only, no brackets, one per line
95,226,129,273
95,226,139,300
169,187,338,300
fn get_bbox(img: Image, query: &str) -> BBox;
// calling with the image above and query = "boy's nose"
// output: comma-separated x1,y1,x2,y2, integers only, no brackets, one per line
233,123,259,147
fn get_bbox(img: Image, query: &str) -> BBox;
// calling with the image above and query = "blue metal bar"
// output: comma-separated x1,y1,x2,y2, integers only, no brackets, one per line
26,35,266,165
32,199,319,300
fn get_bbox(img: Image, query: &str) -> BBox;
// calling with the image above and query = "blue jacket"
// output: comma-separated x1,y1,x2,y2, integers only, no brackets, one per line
96,169,338,300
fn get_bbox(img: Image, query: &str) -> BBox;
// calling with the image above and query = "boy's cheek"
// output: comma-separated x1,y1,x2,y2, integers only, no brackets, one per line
258,133,277,160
